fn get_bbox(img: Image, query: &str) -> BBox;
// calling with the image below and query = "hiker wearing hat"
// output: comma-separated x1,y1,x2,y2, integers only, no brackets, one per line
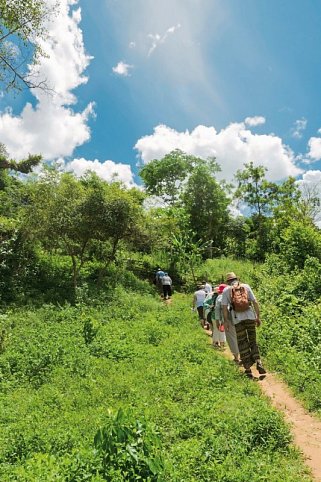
221,272,266,379
215,283,240,364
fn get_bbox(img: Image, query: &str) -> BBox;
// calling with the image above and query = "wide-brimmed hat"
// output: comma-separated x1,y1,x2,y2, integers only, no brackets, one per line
226,272,238,282
218,283,227,293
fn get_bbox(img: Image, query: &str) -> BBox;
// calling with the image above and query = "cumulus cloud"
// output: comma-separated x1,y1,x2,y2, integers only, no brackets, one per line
135,120,302,181
291,118,307,139
62,157,136,186
0,0,94,160
244,116,266,127
112,61,134,76
307,136,321,161
147,23,181,56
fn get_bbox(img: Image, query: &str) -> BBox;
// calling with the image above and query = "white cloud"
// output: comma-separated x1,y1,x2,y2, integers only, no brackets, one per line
135,120,302,181
307,136,321,161
244,116,265,127
112,61,134,76
291,118,307,139
0,0,93,160
147,23,181,56
129,41,136,48
63,157,136,187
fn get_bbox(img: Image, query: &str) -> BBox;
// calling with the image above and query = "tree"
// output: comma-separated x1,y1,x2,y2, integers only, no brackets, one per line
0,0,54,91
234,162,278,217
182,163,230,252
139,150,193,205
25,171,143,291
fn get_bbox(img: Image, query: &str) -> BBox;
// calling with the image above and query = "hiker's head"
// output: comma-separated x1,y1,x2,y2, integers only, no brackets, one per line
226,272,238,285
164,272,168,275
218,283,227,293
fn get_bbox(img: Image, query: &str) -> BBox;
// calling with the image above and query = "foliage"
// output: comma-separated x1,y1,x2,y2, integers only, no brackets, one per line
94,408,165,480
0,0,54,91
0,293,311,481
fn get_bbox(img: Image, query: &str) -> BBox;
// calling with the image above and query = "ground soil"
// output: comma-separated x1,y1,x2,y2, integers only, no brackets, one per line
208,329,321,481
259,371,321,481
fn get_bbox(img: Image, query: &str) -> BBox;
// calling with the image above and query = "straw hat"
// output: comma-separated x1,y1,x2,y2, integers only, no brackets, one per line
226,272,238,282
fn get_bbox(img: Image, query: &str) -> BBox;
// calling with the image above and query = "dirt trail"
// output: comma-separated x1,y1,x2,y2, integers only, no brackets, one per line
203,328,321,480
259,372,321,481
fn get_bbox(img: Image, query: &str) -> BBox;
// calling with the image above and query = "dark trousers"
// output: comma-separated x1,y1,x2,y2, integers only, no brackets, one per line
163,285,172,298
235,319,260,369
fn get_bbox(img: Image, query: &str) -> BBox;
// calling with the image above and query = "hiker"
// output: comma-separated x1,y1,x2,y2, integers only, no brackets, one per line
203,280,212,294
155,268,165,294
209,284,225,349
192,284,207,328
221,272,266,379
161,272,172,300
203,286,218,334
215,283,240,363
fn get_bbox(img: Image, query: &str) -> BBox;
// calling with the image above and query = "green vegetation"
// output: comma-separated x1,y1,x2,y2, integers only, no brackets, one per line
0,143,321,479
0,293,312,480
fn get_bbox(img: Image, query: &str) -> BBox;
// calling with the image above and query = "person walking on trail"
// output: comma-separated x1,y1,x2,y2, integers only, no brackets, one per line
203,286,219,336
192,284,207,328
155,268,165,294
215,283,240,363
221,272,266,379
203,280,212,294
210,284,226,349
161,272,172,300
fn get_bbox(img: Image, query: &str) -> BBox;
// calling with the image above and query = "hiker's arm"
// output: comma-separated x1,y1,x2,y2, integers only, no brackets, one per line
222,305,229,324
252,300,261,326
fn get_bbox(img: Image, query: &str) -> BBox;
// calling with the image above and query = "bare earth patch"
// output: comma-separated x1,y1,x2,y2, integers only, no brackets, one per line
259,372,321,482
204,329,321,480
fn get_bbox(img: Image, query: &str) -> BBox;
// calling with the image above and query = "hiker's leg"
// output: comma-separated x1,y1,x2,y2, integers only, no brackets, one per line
235,320,252,369
245,319,260,362
225,323,240,360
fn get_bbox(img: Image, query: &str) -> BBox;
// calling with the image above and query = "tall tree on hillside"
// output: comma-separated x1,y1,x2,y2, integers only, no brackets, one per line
234,162,280,260
139,150,194,205
25,171,143,291
0,0,55,91
182,163,230,252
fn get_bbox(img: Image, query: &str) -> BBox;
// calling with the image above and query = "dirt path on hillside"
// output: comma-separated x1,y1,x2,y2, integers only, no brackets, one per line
259,372,321,481
211,332,321,481
202,328,321,480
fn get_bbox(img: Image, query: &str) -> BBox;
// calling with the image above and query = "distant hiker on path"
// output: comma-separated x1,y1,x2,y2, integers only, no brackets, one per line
192,284,207,328
161,272,172,300
221,272,266,379
155,268,165,294
215,283,240,364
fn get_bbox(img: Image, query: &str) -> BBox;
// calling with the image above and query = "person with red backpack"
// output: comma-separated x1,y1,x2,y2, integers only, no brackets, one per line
221,272,266,379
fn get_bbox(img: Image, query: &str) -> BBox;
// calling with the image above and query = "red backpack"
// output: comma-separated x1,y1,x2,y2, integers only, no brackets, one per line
231,283,250,312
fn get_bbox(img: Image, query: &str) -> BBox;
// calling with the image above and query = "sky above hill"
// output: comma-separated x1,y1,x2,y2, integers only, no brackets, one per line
1,0,321,194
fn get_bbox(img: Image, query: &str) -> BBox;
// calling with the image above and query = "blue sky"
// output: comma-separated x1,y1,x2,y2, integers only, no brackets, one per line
1,0,321,192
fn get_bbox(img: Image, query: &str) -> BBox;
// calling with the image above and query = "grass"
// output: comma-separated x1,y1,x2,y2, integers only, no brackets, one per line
0,289,313,481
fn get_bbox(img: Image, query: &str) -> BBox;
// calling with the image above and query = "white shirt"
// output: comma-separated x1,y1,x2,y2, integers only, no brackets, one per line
204,282,212,294
221,283,256,324
194,289,206,308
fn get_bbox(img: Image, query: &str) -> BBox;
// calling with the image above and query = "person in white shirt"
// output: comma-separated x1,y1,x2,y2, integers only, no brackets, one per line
192,284,207,328
161,272,172,299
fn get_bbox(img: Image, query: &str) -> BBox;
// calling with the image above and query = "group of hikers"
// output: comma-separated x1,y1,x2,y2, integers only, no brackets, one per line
192,272,266,379
154,267,266,379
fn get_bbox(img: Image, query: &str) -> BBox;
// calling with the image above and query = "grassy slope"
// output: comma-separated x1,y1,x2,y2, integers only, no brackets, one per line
0,288,312,481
